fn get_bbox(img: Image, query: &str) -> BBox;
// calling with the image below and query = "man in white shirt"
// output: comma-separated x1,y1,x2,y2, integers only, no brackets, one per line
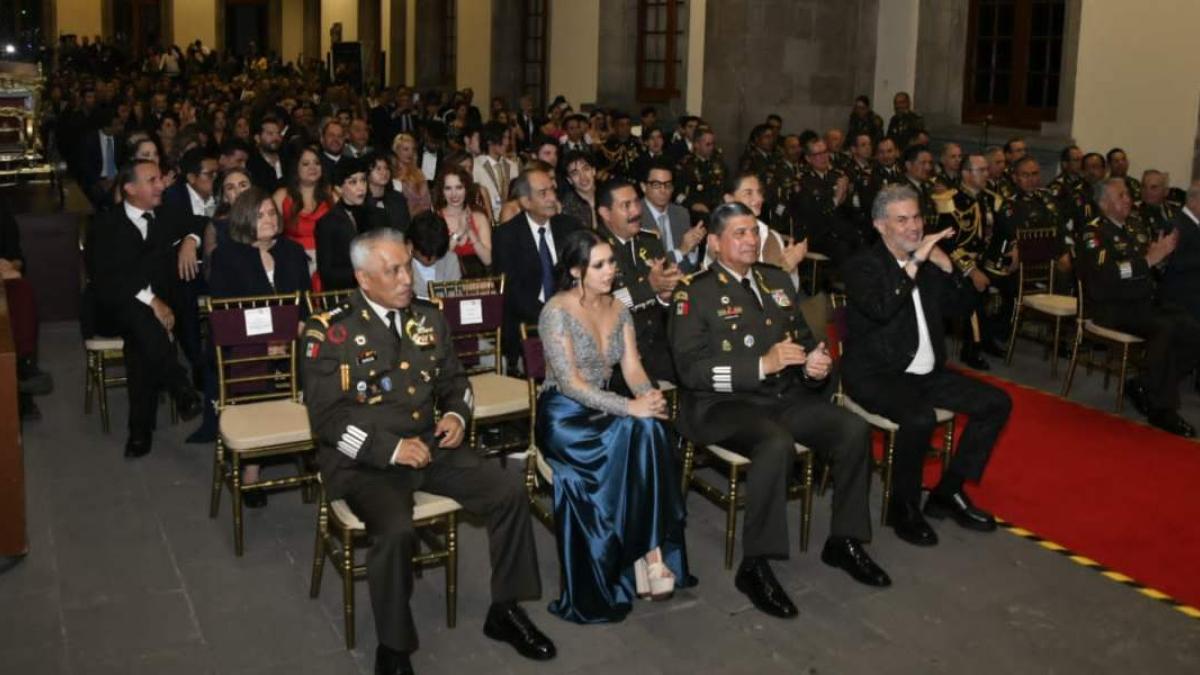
473,122,520,223
841,185,1012,547
641,160,705,273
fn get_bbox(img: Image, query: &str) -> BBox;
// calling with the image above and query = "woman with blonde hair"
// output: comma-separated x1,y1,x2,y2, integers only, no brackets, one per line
391,132,433,214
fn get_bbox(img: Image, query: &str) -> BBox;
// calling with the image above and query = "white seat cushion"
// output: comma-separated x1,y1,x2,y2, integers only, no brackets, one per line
805,251,830,262
1084,320,1144,344
842,394,954,431
705,442,808,467
85,337,124,351
1023,293,1077,317
331,491,463,531
219,399,312,451
470,372,530,418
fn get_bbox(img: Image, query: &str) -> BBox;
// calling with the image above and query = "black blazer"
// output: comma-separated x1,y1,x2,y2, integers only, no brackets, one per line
209,237,312,301
85,204,194,311
840,240,974,380
493,211,582,357
246,151,282,191
315,203,362,291
365,188,412,234
76,129,124,203
1160,209,1200,318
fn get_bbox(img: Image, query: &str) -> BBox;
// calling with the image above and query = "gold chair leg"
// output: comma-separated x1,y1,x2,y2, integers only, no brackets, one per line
97,357,111,434
1061,332,1082,397
1115,345,1130,413
680,442,695,496
800,454,814,553
231,453,245,556
84,352,95,414
341,527,356,650
941,418,955,472
446,513,458,629
310,497,328,598
1005,305,1021,365
209,438,224,518
880,431,896,525
724,464,739,570
1049,317,1063,377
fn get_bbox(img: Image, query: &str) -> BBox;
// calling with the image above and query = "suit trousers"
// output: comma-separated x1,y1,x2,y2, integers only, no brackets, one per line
111,302,191,436
344,452,542,653
846,368,1011,506
703,392,873,558
1098,303,1200,411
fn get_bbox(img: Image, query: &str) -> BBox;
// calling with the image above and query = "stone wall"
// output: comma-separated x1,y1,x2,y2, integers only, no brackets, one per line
912,0,968,129
700,0,878,153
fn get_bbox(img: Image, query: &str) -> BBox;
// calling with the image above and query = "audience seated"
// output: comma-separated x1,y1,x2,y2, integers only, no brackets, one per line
316,157,370,291
408,211,462,299
432,165,492,275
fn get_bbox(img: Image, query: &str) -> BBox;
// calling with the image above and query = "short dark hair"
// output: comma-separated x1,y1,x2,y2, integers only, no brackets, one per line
1059,145,1081,163
902,143,931,166
611,110,631,123
766,114,783,124
723,169,761,197
117,159,159,195
643,157,674,182
749,123,772,143
640,106,657,118
1083,152,1106,169
1106,147,1126,163
482,121,507,151
179,146,217,177
1003,137,1026,154
531,134,558,154
564,113,588,127
561,150,594,171
596,178,635,212
1013,155,1040,172
408,211,451,259
708,202,756,236
256,114,282,135
219,138,253,158
855,95,871,108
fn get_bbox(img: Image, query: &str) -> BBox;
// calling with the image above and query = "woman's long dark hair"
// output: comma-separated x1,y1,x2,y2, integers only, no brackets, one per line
554,229,609,300
283,144,333,232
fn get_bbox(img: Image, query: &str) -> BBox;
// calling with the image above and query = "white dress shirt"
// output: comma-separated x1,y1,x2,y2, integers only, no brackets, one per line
186,184,216,218
900,259,936,375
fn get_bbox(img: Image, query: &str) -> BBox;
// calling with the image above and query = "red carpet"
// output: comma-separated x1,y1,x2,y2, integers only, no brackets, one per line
921,374,1200,609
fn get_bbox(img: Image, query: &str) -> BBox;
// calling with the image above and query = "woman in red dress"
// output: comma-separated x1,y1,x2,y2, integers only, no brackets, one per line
272,145,333,290
433,165,492,277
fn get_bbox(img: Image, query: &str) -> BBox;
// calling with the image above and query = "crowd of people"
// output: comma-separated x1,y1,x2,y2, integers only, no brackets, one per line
36,41,1199,675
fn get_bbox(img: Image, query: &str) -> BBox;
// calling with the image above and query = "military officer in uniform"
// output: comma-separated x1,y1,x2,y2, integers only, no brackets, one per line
900,144,938,229
597,178,682,387
875,137,904,185
984,146,1015,200
598,111,643,182
993,156,1064,321
300,229,556,674
934,143,963,192
934,153,1010,369
677,127,729,221
1136,170,1178,235
1076,179,1198,437
846,132,882,241
791,136,858,261
886,92,925,150
772,134,805,237
739,124,783,232
1047,145,1091,229
669,202,890,620
1107,148,1142,203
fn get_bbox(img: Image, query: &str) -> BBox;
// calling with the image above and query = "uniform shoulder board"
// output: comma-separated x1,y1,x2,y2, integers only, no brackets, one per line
1084,216,1103,230
683,268,712,285
932,189,957,214
312,302,352,328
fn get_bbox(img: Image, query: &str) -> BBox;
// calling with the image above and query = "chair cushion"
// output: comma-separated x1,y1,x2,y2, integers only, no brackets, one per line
705,442,809,467
470,372,530,418
219,399,312,451
1084,320,1144,344
841,394,954,431
84,336,124,351
331,491,463,531
1023,293,1077,317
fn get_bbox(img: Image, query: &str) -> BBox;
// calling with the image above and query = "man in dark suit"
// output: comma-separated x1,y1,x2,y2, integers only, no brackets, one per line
641,159,705,273
493,166,582,370
1159,180,1200,323
247,115,285,191
85,160,203,457
841,185,1012,547
300,229,554,674
76,105,125,209
319,118,346,180
669,202,890,621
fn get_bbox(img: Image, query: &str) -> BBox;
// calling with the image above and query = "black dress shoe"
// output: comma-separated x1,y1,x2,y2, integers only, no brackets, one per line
886,501,939,546
734,557,798,619
124,434,152,459
483,603,556,661
374,644,414,675
1147,409,1197,438
1124,379,1151,417
174,387,204,422
958,349,991,371
820,538,891,587
924,490,997,532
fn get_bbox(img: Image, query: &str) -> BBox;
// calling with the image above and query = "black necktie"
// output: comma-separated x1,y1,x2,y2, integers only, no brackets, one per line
141,211,154,242
386,310,403,345
741,277,763,311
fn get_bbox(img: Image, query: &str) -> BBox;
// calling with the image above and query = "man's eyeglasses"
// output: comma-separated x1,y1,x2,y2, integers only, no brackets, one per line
645,180,674,190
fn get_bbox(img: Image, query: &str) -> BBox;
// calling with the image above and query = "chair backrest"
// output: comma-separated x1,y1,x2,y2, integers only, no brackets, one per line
207,292,302,406
436,292,506,375
305,288,357,315
1015,226,1063,295
428,274,505,300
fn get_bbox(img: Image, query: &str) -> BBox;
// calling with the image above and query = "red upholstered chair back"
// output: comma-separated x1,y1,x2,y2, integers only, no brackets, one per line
207,293,302,405
436,293,506,374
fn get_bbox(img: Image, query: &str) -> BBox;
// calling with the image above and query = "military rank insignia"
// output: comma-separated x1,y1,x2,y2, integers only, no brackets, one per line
405,314,436,347
305,341,320,359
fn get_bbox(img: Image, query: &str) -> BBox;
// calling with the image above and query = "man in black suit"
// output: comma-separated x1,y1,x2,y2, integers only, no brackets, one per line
319,118,346,179
1160,180,1200,322
86,160,203,457
493,166,582,370
841,185,1012,546
76,105,125,209
247,115,286,191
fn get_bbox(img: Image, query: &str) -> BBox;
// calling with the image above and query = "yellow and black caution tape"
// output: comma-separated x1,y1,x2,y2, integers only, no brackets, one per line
998,518,1200,621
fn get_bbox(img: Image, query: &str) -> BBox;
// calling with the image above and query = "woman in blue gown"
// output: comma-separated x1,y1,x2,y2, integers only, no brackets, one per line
535,229,691,624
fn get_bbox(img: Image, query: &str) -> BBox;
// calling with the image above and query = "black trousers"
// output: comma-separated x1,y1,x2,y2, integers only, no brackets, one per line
172,276,207,387
344,451,542,653
1097,302,1200,411
109,302,191,437
702,394,873,558
846,368,1011,506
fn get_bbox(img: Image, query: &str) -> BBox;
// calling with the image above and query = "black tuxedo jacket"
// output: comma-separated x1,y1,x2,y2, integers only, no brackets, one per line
247,151,282,191
1160,209,1200,318
315,203,362,291
365,188,412,234
493,212,582,355
86,204,196,311
76,129,124,201
208,237,312,300
840,240,974,380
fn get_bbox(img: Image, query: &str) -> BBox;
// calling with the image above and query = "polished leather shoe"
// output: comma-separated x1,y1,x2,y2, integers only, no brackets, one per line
734,557,798,619
886,501,939,546
924,490,997,532
958,350,991,371
1124,379,1151,417
124,434,152,459
483,603,556,661
374,644,414,675
820,538,891,587
174,387,204,422
1147,409,1197,438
